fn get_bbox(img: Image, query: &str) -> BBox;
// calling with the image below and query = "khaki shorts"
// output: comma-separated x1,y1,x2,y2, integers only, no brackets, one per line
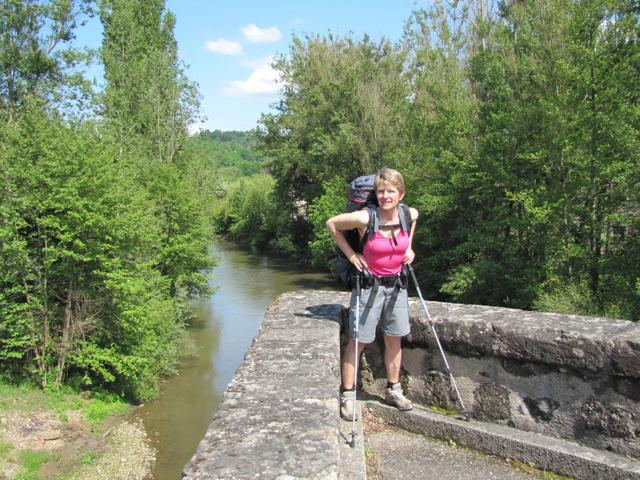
348,284,410,344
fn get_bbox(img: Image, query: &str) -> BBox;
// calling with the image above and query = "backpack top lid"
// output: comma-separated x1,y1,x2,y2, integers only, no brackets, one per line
346,174,377,213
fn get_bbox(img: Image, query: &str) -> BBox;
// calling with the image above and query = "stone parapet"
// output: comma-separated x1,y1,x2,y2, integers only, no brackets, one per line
182,290,360,479
363,300,640,460
408,302,640,377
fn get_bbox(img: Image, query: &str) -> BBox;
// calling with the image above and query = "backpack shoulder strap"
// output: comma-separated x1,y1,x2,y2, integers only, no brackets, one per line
371,206,380,233
359,206,379,250
398,203,413,232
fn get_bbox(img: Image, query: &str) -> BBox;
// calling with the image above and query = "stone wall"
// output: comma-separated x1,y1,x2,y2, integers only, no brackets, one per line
362,300,640,459
182,291,364,480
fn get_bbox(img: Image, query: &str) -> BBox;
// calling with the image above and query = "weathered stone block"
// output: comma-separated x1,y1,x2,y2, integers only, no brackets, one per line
580,398,638,439
182,290,353,480
473,383,511,421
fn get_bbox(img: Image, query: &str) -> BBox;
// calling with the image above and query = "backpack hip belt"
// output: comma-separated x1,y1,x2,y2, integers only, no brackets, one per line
362,272,407,289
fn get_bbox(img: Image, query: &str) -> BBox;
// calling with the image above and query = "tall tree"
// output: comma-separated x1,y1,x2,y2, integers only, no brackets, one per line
0,106,185,399
258,33,409,257
0,0,217,399
0,0,92,118
99,0,213,301
544,0,640,317
448,0,574,307
100,0,198,162
400,1,480,300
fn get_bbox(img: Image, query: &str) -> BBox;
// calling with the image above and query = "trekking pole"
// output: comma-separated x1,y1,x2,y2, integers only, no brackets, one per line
406,265,470,421
350,272,361,448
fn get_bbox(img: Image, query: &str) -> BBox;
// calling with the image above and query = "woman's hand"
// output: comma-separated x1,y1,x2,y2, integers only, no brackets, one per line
403,247,415,265
350,252,369,272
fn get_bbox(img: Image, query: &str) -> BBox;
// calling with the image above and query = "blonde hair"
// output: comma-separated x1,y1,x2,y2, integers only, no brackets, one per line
374,167,405,193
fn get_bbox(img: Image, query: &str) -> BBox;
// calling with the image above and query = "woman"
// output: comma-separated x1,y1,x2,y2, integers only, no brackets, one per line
326,167,418,421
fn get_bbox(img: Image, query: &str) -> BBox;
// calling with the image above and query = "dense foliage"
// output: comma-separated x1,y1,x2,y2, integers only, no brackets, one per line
253,0,639,320
192,130,265,176
0,0,215,401
186,130,278,251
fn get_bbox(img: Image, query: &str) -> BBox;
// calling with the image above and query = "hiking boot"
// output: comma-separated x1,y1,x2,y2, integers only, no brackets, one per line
385,383,413,411
340,390,359,421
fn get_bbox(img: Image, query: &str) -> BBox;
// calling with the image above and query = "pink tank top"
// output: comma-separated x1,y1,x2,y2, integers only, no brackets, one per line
363,229,409,276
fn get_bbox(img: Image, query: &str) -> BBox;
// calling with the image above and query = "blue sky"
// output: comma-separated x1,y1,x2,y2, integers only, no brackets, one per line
75,1,422,132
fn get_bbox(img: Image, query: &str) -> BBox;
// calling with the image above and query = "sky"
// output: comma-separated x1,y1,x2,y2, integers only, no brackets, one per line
75,1,422,132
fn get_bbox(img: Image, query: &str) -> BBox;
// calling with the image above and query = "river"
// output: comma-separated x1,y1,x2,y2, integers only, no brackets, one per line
131,240,337,480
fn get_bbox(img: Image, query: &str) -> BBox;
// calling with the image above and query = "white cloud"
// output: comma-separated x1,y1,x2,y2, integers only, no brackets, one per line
240,55,276,69
241,24,282,43
205,38,243,55
223,60,281,97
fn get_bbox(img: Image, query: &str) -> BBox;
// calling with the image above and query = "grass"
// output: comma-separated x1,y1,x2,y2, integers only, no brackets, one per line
81,393,129,428
15,449,54,480
419,402,460,417
80,453,96,465
364,446,382,480
0,439,13,458
507,459,576,480
0,381,130,428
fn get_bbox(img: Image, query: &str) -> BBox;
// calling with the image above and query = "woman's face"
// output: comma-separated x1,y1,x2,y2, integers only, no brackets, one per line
376,181,404,211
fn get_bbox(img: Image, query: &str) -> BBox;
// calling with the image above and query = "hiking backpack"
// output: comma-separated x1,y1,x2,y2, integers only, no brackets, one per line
336,174,412,288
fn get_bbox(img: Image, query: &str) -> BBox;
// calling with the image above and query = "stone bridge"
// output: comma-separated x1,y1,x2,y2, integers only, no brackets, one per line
182,290,640,479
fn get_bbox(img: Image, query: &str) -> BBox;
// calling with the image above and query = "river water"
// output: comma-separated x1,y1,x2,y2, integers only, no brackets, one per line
131,240,337,480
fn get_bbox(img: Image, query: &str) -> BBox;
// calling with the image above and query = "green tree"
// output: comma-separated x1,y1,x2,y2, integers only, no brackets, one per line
0,0,93,119
0,0,219,400
447,0,570,307
189,129,266,178
257,0,639,321
258,33,409,259
307,176,346,269
400,1,480,300
213,174,280,251
415,0,640,316
100,0,198,162
0,107,183,399
99,0,214,301
536,0,640,318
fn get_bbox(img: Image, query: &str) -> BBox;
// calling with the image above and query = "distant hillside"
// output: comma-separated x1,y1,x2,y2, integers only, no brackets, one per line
190,130,267,177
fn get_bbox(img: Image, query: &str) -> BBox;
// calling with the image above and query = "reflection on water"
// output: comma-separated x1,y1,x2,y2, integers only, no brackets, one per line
132,240,336,480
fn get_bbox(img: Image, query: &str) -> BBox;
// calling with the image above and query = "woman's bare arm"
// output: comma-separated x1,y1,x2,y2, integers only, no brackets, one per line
326,210,370,272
